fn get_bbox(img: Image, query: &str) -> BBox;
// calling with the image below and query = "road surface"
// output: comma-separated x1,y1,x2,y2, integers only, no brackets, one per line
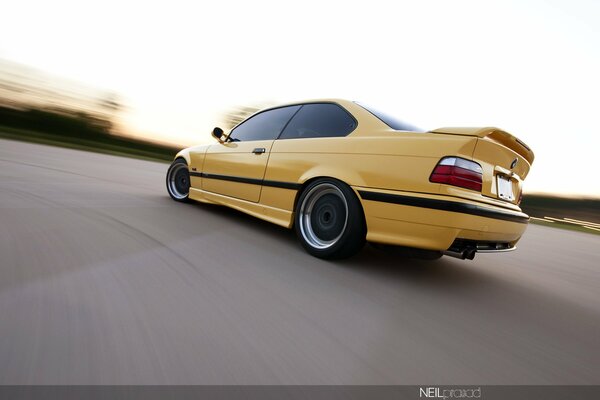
0,138,599,384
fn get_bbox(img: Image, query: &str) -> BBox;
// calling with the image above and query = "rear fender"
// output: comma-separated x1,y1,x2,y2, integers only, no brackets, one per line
299,165,365,190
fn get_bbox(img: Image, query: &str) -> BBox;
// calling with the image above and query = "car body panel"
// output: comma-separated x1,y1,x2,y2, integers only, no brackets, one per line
201,139,274,202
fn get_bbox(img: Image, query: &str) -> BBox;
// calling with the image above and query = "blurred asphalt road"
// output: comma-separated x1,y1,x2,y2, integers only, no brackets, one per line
0,138,599,384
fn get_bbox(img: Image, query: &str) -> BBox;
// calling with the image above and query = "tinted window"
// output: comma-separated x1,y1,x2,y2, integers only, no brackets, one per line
229,106,300,142
279,103,356,140
356,103,424,132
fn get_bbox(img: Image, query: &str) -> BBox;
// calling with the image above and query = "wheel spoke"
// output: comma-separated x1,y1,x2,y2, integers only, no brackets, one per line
167,163,189,200
299,183,348,249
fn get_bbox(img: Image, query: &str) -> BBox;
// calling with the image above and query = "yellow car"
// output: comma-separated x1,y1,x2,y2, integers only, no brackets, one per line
166,99,534,260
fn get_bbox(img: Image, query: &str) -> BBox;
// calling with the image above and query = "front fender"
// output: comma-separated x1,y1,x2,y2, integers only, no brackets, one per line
174,143,212,166
174,148,191,165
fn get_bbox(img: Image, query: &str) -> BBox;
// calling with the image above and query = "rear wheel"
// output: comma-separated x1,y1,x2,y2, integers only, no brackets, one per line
166,158,190,202
295,179,366,259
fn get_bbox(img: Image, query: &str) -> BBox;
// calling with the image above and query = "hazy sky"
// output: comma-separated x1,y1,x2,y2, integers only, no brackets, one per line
1,0,599,196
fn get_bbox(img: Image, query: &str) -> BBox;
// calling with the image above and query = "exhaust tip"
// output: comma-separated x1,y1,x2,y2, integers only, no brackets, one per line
443,246,477,260
443,248,474,260
444,239,515,260
465,248,476,260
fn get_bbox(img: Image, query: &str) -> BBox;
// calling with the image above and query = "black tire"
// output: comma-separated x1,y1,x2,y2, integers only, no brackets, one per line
166,158,191,202
295,178,366,259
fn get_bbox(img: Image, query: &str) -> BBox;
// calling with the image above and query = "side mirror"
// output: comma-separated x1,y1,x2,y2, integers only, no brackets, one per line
212,127,224,142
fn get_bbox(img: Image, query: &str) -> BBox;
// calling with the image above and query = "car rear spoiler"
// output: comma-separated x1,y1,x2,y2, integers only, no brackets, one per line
430,127,535,165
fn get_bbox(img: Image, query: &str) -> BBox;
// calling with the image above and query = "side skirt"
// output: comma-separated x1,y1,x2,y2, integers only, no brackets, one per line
189,187,294,229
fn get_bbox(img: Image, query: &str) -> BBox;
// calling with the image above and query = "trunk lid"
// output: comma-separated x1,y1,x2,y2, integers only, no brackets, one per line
431,127,534,204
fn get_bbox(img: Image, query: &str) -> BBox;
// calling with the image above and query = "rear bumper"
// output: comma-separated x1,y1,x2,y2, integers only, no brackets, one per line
355,187,529,251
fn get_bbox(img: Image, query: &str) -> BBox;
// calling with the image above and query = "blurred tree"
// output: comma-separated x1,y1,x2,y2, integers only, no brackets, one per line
0,60,128,141
99,94,121,113
96,93,123,134
222,105,262,130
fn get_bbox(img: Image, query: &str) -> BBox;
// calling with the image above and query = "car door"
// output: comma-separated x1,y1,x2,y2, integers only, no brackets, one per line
201,105,300,202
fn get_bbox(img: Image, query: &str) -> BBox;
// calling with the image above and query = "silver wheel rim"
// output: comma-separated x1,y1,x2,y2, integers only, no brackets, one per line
167,163,190,200
299,183,348,250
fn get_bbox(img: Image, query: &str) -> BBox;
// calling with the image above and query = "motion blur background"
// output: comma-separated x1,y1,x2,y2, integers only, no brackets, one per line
1,2,599,389
1,0,598,223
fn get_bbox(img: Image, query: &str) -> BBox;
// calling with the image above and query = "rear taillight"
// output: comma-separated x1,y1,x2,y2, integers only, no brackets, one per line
430,157,483,192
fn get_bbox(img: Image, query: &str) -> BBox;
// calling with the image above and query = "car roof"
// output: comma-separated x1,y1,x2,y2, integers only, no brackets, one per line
267,98,353,109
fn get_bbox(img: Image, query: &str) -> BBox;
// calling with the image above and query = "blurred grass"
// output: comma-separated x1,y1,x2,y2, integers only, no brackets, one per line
529,218,600,236
521,195,600,222
521,194,599,235
0,125,176,163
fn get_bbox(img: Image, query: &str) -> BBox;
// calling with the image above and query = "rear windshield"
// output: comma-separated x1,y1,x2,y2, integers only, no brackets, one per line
356,102,424,132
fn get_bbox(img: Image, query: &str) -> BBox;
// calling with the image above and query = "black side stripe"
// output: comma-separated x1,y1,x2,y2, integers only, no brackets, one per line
189,171,301,190
358,190,529,224
262,179,302,190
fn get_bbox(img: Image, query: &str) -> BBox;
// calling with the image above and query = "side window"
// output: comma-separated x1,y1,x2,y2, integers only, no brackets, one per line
229,106,300,142
279,103,356,140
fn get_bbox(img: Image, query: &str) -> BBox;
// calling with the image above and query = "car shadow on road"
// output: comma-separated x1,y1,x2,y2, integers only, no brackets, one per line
338,245,493,289
187,199,492,290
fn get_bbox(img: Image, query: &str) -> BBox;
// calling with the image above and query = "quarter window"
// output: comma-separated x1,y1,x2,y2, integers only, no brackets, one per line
279,103,356,140
356,102,424,132
229,106,300,142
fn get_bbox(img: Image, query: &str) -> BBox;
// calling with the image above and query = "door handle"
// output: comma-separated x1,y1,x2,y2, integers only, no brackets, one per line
252,147,266,154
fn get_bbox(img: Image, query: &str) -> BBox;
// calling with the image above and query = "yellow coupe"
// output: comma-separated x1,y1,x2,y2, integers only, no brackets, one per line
166,99,534,260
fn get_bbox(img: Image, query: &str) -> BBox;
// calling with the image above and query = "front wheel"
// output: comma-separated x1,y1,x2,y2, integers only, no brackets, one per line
295,179,366,259
166,158,190,202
